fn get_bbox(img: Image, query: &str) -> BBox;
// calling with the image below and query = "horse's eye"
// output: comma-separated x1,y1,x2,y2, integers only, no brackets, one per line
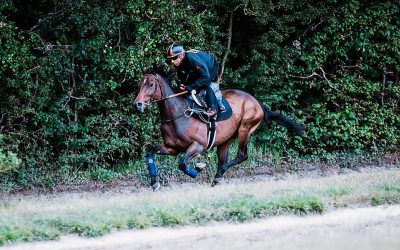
149,82,154,87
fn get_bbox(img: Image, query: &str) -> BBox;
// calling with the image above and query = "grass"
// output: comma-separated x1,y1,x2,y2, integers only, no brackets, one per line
0,169,400,246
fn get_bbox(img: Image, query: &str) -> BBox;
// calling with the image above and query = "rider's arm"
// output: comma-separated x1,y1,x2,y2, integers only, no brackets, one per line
184,56,211,91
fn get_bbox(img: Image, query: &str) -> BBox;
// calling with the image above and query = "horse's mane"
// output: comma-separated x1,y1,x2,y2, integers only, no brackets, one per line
144,64,175,85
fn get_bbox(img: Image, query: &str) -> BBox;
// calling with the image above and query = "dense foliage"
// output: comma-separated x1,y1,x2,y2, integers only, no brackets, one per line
1,0,399,187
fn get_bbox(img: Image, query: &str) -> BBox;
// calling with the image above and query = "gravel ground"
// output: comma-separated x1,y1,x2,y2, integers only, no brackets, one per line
1,161,399,250
2,205,400,250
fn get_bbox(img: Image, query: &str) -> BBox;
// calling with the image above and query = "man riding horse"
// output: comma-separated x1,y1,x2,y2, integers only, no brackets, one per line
166,43,225,119
133,45,305,191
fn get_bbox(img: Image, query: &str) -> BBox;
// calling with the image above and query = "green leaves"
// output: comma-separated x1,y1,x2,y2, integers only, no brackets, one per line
229,0,400,154
0,0,399,188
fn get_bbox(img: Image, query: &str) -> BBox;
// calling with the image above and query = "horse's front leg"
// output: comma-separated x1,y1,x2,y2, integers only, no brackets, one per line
146,143,177,191
178,141,205,178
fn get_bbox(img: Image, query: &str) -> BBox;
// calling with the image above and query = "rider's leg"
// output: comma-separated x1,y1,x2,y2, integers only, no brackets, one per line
204,86,218,118
211,82,226,112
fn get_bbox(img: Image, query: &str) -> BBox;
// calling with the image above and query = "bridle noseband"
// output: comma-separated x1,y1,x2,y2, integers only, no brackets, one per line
142,74,189,105
142,74,164,106
140,74,189,123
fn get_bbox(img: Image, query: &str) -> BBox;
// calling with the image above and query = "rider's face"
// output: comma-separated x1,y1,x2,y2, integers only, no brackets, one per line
170,53,184,67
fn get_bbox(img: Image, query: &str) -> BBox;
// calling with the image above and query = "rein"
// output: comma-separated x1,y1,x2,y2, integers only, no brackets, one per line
143,74,188,105
143,74,189,123
154,90,188,103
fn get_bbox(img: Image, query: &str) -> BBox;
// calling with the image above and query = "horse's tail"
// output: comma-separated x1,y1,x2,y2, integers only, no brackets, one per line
258,101,306,136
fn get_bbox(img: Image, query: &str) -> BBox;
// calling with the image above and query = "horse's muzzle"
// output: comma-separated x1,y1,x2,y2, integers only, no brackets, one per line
133,101,145,113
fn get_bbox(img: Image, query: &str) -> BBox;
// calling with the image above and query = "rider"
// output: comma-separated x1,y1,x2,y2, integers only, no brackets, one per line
166,43,225,118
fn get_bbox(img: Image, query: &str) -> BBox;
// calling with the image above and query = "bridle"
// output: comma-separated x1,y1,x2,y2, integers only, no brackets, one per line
142,74,188,106
141,74,189,123
142,74,163,106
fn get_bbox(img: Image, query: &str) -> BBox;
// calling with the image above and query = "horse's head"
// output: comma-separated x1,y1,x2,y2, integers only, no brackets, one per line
133,73,163,113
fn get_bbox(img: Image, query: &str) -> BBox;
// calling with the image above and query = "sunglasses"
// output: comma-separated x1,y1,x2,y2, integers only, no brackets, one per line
166,51,184,60
167,55,180,61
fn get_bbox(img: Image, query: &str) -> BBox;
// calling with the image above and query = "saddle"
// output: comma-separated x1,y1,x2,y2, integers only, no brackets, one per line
186,89,233,123
185,89,233,150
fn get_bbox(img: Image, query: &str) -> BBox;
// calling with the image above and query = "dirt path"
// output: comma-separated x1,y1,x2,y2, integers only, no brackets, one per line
3,205,400,250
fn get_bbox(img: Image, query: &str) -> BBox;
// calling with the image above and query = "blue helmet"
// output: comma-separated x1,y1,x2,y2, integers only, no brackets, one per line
166,43,184,59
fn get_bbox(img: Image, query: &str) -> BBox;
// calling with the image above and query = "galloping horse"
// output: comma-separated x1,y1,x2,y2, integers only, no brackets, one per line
133,66,305,190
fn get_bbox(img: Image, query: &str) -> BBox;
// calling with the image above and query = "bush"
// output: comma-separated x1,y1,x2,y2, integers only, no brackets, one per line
0,151,20,174
0,0,399,188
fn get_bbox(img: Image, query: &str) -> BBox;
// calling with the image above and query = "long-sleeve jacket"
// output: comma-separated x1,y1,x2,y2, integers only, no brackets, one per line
175,50,219,91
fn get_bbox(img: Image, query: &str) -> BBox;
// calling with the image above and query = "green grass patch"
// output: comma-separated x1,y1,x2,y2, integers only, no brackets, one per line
377,183,400,193
0,225,60,245
0,169,399,246
47,220,112,237
156,209,188,227
127,214,152,229
211,195,324,222
371,194,400,206
326,186,352,198
370,182,400,206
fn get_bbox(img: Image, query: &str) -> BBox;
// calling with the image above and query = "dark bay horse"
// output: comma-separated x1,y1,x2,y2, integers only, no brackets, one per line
133,67,305,190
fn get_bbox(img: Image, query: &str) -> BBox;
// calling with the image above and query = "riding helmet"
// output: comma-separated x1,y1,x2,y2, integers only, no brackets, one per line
166,43,185,58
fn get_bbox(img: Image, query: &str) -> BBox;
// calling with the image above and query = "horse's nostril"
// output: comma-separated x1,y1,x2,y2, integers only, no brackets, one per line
134,102,144,112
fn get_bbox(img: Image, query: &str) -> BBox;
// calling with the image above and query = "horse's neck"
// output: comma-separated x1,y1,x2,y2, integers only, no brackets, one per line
157,81,187,120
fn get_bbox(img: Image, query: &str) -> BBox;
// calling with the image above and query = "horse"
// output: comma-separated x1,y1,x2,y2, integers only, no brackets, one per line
133,66,305,190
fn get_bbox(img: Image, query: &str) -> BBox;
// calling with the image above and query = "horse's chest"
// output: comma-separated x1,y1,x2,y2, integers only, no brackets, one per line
160,125,188,149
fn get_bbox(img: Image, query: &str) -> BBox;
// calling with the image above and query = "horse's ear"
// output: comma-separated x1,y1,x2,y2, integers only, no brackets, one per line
153,63,168,76
141,66,146,74
152,63,158,73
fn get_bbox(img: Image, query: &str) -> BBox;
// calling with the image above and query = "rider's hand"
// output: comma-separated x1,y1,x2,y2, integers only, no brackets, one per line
179,84,186,91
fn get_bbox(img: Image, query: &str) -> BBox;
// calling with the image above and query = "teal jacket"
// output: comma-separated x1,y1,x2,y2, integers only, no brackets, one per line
176,50,219,91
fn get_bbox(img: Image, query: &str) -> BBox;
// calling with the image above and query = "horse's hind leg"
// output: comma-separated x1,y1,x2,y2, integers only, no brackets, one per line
213,126,257,185
212,136,235,186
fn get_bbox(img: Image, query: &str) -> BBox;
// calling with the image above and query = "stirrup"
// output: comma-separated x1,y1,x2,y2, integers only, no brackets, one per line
207,109,217,120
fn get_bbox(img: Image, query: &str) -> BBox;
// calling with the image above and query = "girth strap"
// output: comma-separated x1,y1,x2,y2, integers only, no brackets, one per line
206,120,217,150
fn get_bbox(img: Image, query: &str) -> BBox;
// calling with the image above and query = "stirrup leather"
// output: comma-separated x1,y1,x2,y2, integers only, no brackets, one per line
191,89,207,108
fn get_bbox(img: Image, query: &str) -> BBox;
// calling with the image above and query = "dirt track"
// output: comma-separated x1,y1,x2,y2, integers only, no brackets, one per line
3,205,400,250
1,164,400,250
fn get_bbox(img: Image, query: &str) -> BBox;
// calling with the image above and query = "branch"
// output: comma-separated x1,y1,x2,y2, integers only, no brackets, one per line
289,72,321,79
380,66,387,107
29,11,64,31
290,67,341,93
144,10,161,21
234,4,246,12
217,10,234,84
319,67,341,93
23,66,41,76
298,19,324,40
116,13,123,53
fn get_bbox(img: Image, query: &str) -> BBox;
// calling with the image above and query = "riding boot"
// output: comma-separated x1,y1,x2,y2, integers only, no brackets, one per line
207,108,217,120
211,82,226,112
218,99,226,112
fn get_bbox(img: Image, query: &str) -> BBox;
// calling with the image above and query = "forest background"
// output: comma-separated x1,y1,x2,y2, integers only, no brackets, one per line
0,0,399,190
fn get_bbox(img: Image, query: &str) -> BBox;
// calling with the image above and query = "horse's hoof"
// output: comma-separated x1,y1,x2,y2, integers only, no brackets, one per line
195,163,206,172
152,182,161,191
212,177,224,187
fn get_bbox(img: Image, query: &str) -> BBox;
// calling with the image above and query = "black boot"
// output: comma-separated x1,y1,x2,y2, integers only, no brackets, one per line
207,108,217,120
